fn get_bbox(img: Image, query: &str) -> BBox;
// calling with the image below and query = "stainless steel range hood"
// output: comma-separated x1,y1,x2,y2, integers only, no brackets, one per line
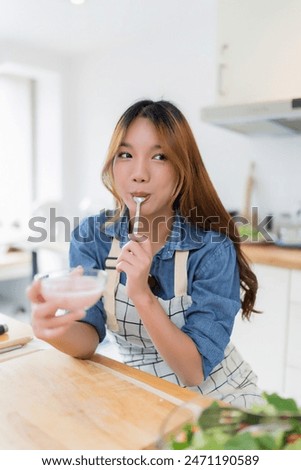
201,98,301,136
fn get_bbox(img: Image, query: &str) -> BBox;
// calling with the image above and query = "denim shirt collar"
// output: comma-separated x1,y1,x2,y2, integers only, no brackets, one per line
102,209,205,260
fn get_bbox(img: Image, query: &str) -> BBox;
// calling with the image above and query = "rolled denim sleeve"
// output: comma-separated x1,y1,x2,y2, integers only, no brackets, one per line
182,239,241,379
69,217,108,342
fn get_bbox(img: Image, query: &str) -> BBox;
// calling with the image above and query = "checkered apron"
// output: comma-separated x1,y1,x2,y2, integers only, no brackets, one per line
103,238,263,408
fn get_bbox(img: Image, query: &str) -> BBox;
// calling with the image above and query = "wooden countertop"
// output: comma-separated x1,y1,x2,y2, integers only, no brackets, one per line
0,314,214,450
241,243,301,270
0,348,211,450
0,312,34,358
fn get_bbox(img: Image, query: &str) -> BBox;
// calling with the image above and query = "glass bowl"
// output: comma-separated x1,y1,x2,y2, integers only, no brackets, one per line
35,267,107,311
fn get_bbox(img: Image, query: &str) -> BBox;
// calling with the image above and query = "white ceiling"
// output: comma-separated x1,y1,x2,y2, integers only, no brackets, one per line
0,0,202,55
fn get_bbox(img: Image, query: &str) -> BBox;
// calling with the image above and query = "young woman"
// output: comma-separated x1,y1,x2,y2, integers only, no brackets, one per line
28,99,263,408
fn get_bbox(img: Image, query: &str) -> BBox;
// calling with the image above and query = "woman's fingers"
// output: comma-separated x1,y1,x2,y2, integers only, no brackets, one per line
32,304,85,340
116,238,152,276
28,275,86,341
115,238,154,301
128,234,148,243
69,265,84,277
26,280,45,304
120,238,151,259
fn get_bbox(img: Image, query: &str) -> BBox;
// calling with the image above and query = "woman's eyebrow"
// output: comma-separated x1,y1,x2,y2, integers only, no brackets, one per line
119,141,132,148
119,142,162,151
151,144,163,150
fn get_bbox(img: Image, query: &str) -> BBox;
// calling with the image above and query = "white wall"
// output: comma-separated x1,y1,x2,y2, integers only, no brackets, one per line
64,1,218,216
64,0,301,224
1,0,301,224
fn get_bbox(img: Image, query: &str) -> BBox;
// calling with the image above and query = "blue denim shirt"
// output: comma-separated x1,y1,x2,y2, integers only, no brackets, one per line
69,210,241,379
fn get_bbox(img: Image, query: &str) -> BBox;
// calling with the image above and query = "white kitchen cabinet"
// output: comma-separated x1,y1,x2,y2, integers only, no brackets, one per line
285,270,301,402
233,263,301,402
216,0,301,104
232,264,290,395
290,269,301,303
285,367,301,403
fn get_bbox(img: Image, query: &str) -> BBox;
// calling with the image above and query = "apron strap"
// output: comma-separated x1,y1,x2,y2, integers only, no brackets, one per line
103,237,121,331
174,250,189,296
103,237,189,331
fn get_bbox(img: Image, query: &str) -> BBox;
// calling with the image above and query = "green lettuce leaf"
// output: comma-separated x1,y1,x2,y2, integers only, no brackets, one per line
263,392,299,414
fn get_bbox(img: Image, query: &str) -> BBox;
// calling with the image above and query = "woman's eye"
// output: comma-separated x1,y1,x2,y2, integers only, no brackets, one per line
117,152,132,159
153,153,167,161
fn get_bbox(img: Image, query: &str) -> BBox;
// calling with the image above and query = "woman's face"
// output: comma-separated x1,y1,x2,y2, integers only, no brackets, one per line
113,117,178,223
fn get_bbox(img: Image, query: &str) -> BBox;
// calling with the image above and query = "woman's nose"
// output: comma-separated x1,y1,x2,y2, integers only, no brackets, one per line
131,160,150,182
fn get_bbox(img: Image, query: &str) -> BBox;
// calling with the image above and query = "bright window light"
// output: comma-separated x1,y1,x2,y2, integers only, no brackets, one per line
0,75,33,231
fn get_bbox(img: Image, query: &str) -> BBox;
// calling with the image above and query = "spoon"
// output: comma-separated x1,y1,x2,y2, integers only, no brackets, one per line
132,196,146,236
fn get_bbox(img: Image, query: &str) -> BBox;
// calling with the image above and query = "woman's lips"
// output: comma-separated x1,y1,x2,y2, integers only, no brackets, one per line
131,192,149,197
131,193,150,199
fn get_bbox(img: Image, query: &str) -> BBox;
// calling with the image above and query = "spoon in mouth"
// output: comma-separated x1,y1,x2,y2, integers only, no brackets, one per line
132,196,146,236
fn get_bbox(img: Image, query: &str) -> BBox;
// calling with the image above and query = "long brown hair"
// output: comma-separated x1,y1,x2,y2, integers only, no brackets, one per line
102,99,257,319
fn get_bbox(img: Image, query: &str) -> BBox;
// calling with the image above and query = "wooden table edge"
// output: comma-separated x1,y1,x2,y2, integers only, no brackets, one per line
90,353,214,406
